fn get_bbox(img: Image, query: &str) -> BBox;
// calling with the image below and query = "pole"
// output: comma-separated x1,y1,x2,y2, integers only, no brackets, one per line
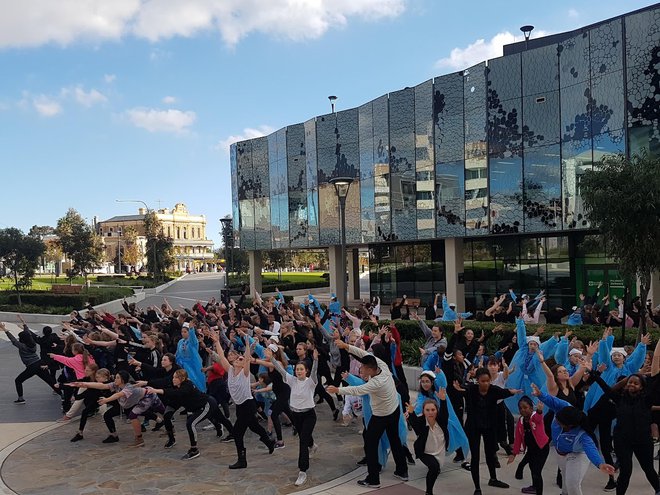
339,196,347,307
117,236,121,274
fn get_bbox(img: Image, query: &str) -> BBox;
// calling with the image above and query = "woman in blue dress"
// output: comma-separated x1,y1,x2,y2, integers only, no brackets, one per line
175,322,206,393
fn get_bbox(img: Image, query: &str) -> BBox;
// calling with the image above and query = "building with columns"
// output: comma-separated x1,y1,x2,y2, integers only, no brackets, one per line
98,203,215,272
230,5,660,311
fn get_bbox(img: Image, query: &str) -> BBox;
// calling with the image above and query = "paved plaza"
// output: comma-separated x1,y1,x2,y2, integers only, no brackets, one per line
0,274,657,494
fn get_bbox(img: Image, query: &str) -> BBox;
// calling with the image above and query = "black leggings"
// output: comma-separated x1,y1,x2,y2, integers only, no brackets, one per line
186,400,215,448
15,362,58,397
467,427,499,489
270,395,293,441
103,402,121,433
418,453,441,494
233,399,272,451
497,402,515,445
588,397,616,467
289,409,316,472
614,438,659,495
314,382,336,412
527,444,549,495
78,403,97,432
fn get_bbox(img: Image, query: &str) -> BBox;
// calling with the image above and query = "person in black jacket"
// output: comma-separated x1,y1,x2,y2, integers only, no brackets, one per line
405,393,450,495
0,322,60,403
453,367,521,495
147,368,223,460
590,367,660,495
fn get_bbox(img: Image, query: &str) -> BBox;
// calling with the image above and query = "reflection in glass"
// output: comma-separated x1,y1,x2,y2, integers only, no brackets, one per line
304,119,320,245
287,124,308,247
373,95,392,241
230,144,241,245
523,145,561,232
359,102,376,243
254,197,271,250
561,139,592,229
415,79,435,239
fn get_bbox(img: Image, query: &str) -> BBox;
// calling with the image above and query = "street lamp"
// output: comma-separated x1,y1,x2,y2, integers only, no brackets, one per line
520,25,534,44
329,176,354,306
328,95,337,113
116,199,158,280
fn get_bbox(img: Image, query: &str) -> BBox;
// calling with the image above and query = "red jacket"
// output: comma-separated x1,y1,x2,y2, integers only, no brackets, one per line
389,324,403,367
513,411,549,454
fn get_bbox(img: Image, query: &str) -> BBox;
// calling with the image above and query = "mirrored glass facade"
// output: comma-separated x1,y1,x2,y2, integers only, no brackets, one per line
230,6,659,306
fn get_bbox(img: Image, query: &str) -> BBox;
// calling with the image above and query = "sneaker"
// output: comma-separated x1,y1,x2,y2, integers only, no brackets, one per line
488,479,509,489
356,457,367,466
521,486,536,494
102,435,119,444
202,423,216,431
14,398,25,405
406,452,416,465
309,443,319,456
164,438,176,449
333,409,340,421
453,454,465,463
604,479,617,491
357,479,380,488
294,471,308,486
274,441,285,450
267,439,276,454
473,491,482,495
393,471,409,482
221,434,235,443
70,433,84,442
130,436,145,448
181,449,200,460
461,461,471,471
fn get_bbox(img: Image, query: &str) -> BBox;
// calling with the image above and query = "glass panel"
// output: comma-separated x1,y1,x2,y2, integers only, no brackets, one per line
390,88,417,241
239,200,255,250
287,124,307,247
251,137,269,199
494,237,521,294
522,91,560,146
561,138,592,229
590,18,623,77
359,102,376,243
230,144,241,244
488,55,521,102
591,70,625,135
436,160,465,236
434,72,464,163
319,182,339,245
415,79,436,239
523,144,562,232
625,8,660,157
471,240,497,308
560,82,592,144
396,244,415,297
236,140,253,201
336,109,361,244
304,118,319,246
373,95,392,241
522,43,559,96
254,197,271,250
593,128,626,162
545,236,569,258
464,62,488,235
559,32,590,87
489,157,523,234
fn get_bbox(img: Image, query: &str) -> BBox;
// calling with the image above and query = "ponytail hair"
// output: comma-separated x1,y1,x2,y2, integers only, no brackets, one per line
72,343,91,367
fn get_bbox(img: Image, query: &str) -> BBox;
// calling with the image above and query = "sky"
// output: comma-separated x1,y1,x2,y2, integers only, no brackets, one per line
0,0,655,247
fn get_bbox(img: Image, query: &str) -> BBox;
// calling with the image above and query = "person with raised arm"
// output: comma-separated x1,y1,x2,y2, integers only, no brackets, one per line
326,338,409,489
531,382,615,495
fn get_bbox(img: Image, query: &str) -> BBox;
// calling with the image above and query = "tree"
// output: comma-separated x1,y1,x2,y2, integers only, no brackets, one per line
121,226,141,270
0,228,45,305
28,225,55,238
55,208,104,283
580,151,660,338
144,211,174,278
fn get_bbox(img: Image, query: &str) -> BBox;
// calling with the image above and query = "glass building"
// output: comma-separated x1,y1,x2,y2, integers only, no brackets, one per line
230,5,660,311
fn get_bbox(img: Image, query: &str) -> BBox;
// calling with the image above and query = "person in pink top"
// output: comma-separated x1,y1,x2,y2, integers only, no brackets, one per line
49,343,95,380
507,396,549,494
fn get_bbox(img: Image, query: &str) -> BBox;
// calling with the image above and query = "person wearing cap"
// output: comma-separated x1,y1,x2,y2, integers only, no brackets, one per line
503,318,559,415
175,322,206,393
583,328,649,491
440,294,473,322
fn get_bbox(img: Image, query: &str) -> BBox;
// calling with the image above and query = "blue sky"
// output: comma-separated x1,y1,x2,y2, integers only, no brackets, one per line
0,0,654,247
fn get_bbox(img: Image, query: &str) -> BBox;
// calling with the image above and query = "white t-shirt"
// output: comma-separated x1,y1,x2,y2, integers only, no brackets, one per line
228,367,253,405
425,421,446,466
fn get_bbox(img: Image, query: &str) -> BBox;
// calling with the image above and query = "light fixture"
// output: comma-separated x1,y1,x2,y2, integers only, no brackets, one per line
328,95,338,113
520,25,534,42
328,176,354,306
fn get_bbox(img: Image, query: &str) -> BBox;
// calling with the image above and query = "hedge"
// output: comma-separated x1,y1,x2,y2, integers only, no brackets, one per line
360,319,658,366
227,280,329,295
0,288,134,310
96,276,172,288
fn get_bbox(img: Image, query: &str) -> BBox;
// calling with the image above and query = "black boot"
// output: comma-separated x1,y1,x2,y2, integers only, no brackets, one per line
261,436,276,454
228,448,247,469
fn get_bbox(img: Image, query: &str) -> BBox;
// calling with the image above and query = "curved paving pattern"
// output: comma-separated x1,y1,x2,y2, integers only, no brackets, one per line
2,406,364,495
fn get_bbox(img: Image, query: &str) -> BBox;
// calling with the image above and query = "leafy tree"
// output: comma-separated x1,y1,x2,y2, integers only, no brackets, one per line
291,250,328,270
55,208,104,283
0,228,45,305
144,211,174,278
580,151,660,337
121,226,141,270
28,225,55,238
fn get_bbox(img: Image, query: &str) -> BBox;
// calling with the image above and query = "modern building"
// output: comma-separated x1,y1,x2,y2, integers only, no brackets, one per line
230,5,660,312
98,203,216,272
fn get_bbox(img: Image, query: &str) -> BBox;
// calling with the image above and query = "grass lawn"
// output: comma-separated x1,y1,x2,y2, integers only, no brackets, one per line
262,272,326,283
0,276,95,291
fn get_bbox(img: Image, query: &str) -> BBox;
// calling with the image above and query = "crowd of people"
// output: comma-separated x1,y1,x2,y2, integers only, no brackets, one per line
1,286,659,495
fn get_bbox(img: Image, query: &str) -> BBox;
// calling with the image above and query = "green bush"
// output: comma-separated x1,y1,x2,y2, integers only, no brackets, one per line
227,279,329,295
0,304,76,315
360,319,657,365
2,288,133,310
95,276,171,288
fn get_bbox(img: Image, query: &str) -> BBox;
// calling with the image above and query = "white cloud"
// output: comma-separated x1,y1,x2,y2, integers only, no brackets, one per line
104,74,117,83
61,86,107,107
0,0,405,48
568,8,579,19
436,29,552,71
32,95,62,117
125,107,196,134
217,125,276,154
162,95,177,105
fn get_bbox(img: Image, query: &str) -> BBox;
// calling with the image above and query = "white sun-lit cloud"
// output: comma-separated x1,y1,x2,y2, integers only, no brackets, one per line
0,0,406,48
104,74,117,83
61,86,108,107
436,29,552,71
162,96,177,105
125,107,196,134
217,125,276,154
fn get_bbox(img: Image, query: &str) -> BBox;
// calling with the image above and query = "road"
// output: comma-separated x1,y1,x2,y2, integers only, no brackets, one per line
140,272,226,310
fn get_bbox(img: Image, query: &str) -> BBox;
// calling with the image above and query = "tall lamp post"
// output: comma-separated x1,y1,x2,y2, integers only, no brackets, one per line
116,199,158,279
329,177,354,306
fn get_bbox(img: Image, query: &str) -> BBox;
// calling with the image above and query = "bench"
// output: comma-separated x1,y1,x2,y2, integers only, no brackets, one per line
393,297,422,308
52,284,83,294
